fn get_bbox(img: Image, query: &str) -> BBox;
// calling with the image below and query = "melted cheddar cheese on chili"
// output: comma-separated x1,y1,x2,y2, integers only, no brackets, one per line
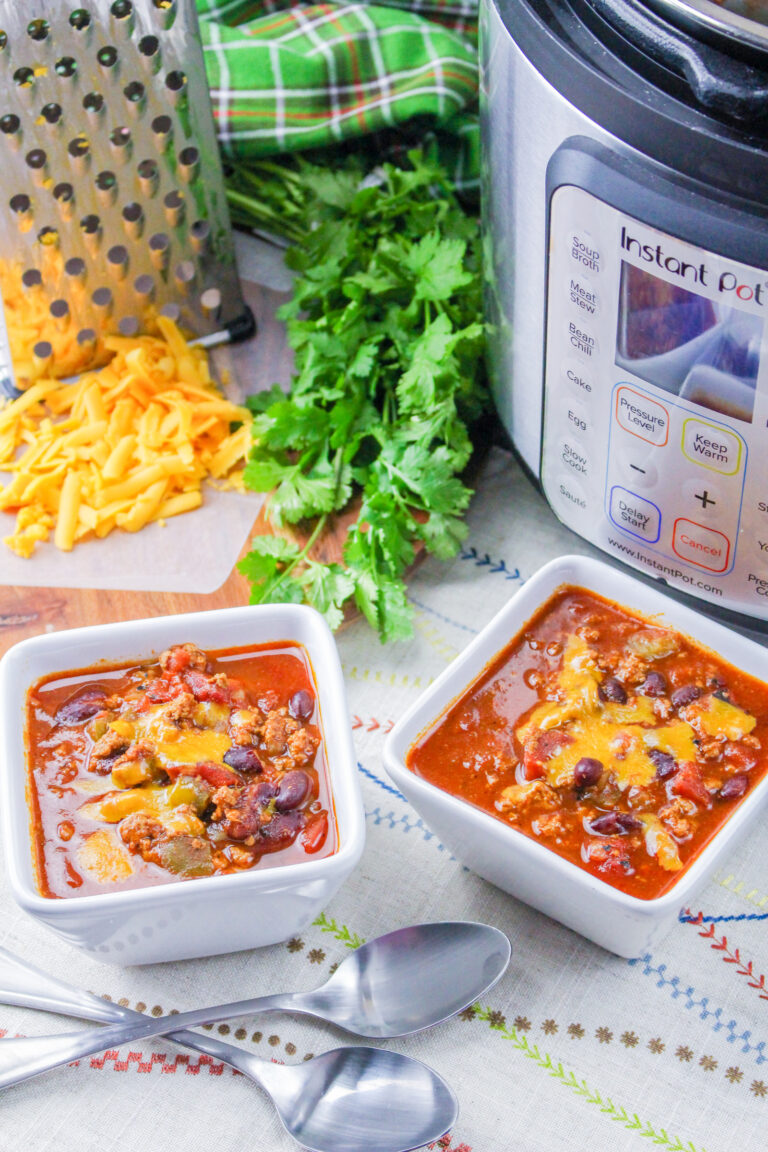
406,587,768,899
26,642,335,898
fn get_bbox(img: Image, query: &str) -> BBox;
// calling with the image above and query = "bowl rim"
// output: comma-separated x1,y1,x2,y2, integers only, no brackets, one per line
384,553,768,914
0,602,365,916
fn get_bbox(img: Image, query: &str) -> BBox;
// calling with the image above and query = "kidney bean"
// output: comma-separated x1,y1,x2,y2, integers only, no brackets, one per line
260,809,303,850
55,688,107,725
599,677,627,704
275,770,311,811
302,811,329,853
588,811,641,835
573,757,603,788
288,689,315,721
223,746,263,774
641,671,668,698
648,747,677,780
671,684,702,709
718,774,749,800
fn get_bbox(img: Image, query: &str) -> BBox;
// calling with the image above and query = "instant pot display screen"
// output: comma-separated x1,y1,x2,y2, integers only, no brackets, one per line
616,262,762,424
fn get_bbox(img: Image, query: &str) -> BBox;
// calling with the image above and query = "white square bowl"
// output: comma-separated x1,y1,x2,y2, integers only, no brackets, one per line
384,555,768,958
0,604,365,965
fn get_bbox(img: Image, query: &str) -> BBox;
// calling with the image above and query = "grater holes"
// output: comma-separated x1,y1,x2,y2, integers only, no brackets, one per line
83,92,104,115
160,302,180,322
68,135,89,158
138,158,159,196
1,114,20,136
189,219,210,253
37,226,59,247
50,299,70,323
150,114,172,149
0,32,7,52
200,288,222,319
178,147,199,183
138,34,159,56
22,269,42,290
33,340,53,361
53,182,74,202
110,126,131,147
95,170,118,205
65,256,86,280
26,148,46,169
97,46,118,69
149,231,170,269
10,193,31,214
40,103,63,126
27,19,50,42
77,328,96,348
107,245,129,279
111,0,133,18
55,57,78,79
152,0,177,31
119,316,140,337
122,202,142,222
91,286,113,316
165,70,186,92
80,213,100,234
123,80,145,107
14,67,35,89
133,273,154,301
174,261,195,292
69,10,92,32
163,189,184,226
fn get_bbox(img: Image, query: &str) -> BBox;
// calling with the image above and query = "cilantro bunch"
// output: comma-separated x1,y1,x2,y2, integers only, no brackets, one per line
233,151,488,642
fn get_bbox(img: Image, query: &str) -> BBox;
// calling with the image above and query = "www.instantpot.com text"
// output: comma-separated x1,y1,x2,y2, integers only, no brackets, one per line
607,538,724,597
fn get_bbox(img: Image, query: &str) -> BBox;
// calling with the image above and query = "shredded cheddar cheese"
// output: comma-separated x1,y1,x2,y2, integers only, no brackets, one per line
0,316,252,556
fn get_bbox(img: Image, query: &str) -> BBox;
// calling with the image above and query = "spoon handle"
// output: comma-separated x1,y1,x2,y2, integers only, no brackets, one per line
0,946,277,1089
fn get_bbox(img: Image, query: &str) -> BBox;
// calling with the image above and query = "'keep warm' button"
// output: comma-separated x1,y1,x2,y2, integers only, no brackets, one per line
682,419,742,475
672,518,731,573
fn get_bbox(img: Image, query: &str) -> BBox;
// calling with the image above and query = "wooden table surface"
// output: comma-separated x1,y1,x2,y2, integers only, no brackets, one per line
0,273,292,661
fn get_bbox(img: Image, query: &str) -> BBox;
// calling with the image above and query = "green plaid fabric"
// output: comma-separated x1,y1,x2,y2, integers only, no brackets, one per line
196,0,480,191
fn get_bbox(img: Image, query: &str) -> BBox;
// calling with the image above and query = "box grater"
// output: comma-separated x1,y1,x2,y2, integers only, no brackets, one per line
0,0,253,391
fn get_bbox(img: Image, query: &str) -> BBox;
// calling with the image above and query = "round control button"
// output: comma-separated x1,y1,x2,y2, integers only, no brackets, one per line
563,402,589,439
566,318,599,361
558,437,590,479
567,272,599,318
682,478,725,521
563,359,593,397
619,456,658,490
565,227,601,275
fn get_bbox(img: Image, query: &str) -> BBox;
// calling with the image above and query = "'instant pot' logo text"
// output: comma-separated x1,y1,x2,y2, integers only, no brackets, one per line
620,227,767,305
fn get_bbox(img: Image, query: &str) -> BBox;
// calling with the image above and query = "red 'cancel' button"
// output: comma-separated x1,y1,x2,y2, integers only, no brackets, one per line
672,518,731,573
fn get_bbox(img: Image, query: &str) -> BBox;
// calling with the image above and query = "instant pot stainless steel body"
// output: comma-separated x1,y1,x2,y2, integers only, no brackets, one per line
482,0,768,624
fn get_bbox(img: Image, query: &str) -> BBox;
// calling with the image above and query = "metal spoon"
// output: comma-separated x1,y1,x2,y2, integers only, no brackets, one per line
0,1016,456,1152
0,921,510,1039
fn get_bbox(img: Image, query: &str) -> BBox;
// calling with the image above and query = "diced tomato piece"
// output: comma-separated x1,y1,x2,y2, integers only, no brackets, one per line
670,761,710,807
301,811,329,854
145,674,187,704
723,741,758,774
183,669,231,705
522,728,573,781
166,761,239,788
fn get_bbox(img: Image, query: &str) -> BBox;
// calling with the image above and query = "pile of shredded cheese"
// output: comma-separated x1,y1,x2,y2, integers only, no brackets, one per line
0,316,252,557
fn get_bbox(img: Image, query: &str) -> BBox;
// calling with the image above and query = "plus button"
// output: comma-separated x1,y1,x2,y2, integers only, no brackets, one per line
694,490,716,509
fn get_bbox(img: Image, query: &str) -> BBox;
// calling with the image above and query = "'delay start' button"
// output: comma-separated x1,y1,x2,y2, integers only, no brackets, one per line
609,486,661,543
672,518,731,573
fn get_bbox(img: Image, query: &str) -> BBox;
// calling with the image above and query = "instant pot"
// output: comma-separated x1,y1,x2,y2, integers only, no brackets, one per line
481,0,768,625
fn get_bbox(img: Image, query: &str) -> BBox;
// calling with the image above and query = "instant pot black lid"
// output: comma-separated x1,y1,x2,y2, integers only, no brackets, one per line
644,0,768,62
492,0,768,204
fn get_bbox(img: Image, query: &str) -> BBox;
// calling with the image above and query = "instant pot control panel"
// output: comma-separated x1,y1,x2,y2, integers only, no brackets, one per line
542,172,768,621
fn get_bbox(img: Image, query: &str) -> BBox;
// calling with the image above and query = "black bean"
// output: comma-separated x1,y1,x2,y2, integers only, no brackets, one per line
223,746,263,774
648,747,677,780
573,757,604,789
288,688,315,721
588,811,641,835
260,809,303,848
275,770,311,811
671,684,702,709
718,774,749,800
641,671,668,698
55,688,107,725
599,677,627,704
